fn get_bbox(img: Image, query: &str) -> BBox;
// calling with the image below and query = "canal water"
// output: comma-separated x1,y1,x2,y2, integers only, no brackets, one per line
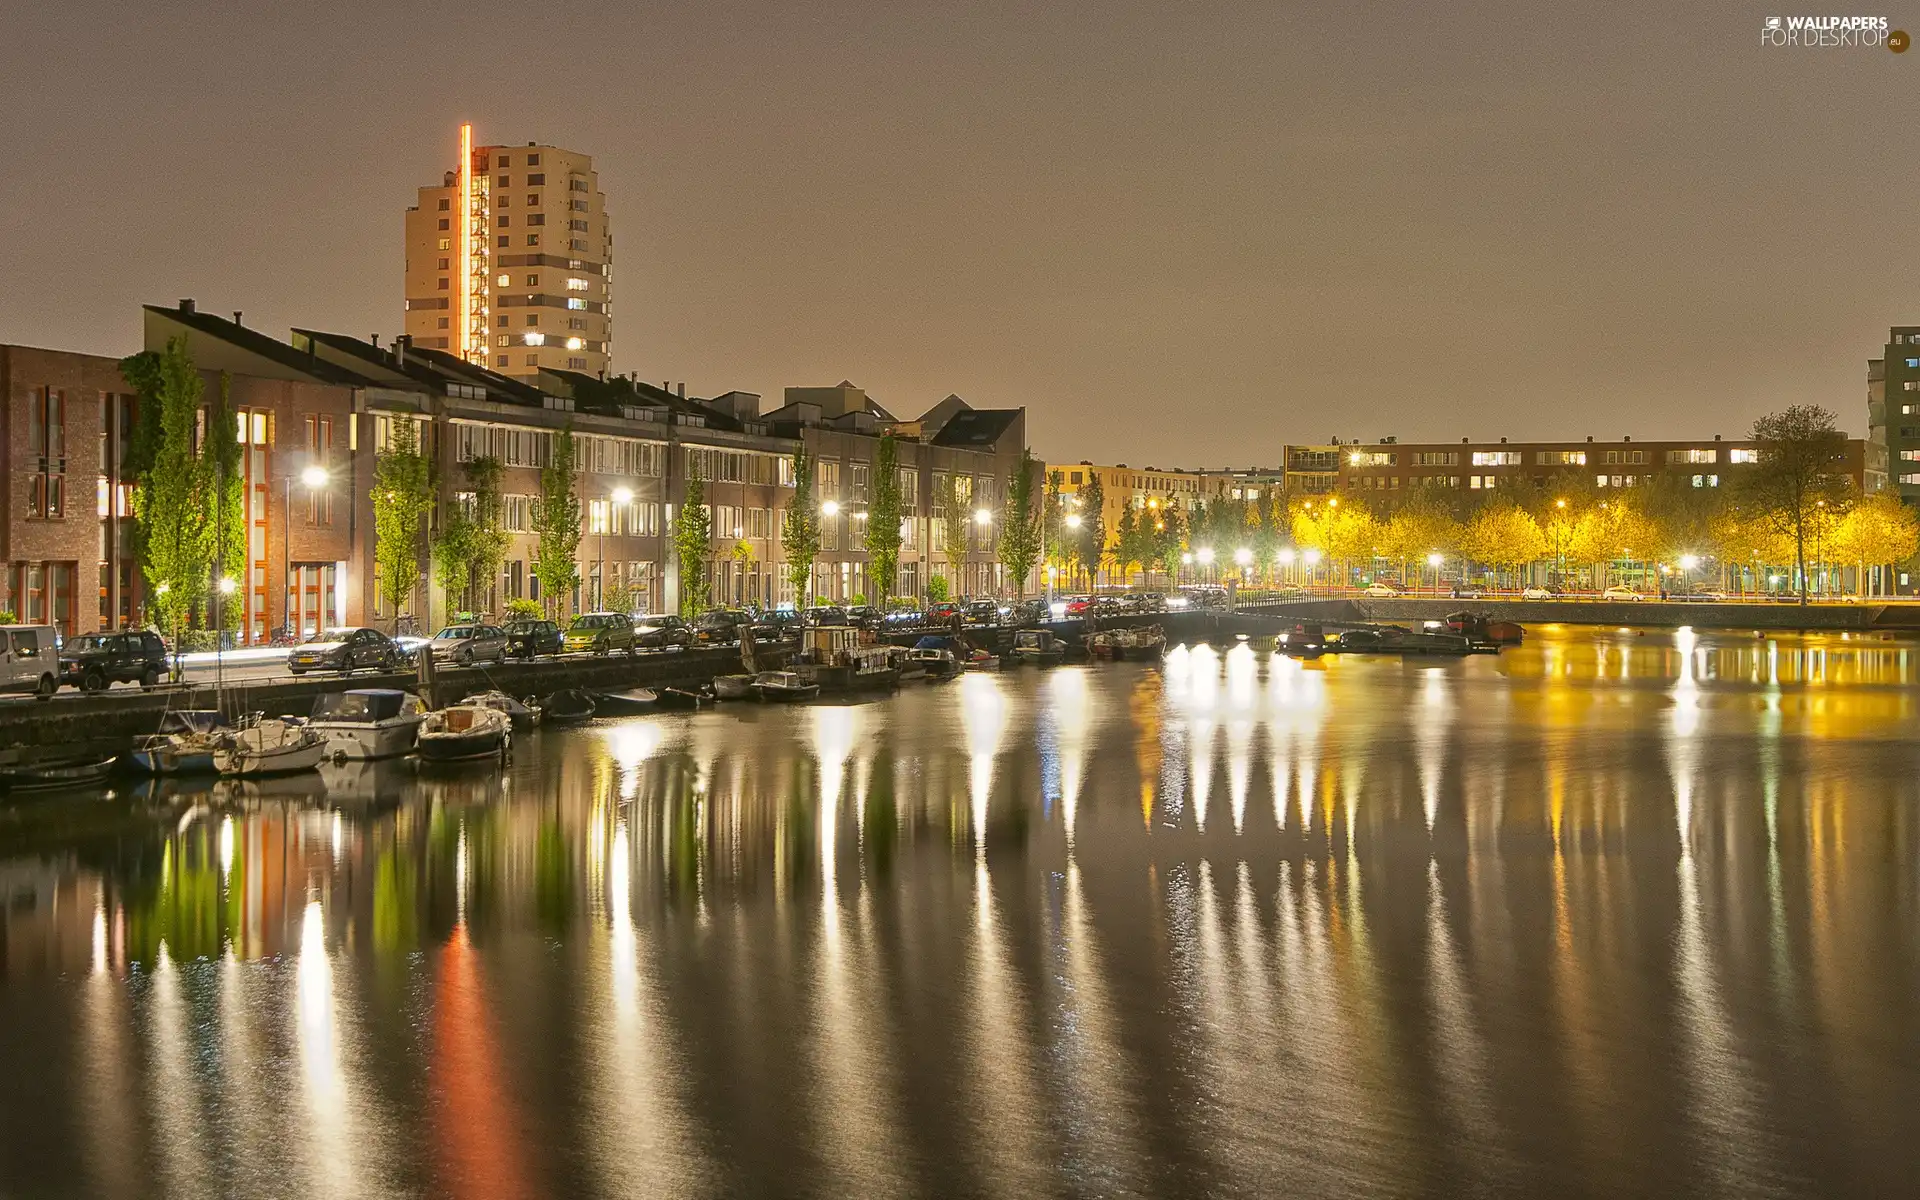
2,626,1918,1198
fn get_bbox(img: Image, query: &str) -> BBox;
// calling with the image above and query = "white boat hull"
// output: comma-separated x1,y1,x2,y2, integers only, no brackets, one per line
216,725,327,777
309,718,425,761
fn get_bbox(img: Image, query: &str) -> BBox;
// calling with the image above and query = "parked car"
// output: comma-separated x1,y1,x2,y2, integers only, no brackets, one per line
1669,588,1726,603
288,627,403,677
632,614,692,650
1062,595,1094,617
883,603,925,627
925,601,963,624
429,623,510,666
1364,582,1404,598
0,624,61,698
756,609,804,640
1269,584,1309,600
962,598,1002,625
804,605,851,627
693,609,751,645
564,612,636,655
1521,585,1565,600
63,629,169,691
1450,583,1489,599
1601,585,1644,602
1180,585,1229,609
845,604,883,629
504,618,563,659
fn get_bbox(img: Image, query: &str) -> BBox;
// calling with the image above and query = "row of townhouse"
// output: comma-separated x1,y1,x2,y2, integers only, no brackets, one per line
0,302,1028,639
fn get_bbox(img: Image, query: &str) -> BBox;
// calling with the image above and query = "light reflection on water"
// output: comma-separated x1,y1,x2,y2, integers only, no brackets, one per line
2,625,1920,1197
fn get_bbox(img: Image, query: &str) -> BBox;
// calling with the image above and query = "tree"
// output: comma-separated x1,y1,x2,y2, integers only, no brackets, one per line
675,470,712,616
927,574,951,603
1460,500,1546,586
123,336,208,636
1075,471,1107,589
866,436,903,600
1324,503,1380,587
373,417,434,631
1113,505,1143,586
782,447,821,606
1042,470,1067,575
462,456,511,614
1153,499,1186,587
532,424,584,617
996,449,1041,598
431,501,473,617
1833,490,1920,597
204,374,245,629
1381,494,1463,583
1736,405,1854,604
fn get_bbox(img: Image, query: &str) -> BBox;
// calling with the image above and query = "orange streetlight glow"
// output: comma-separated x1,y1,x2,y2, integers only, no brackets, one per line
457,122,473,363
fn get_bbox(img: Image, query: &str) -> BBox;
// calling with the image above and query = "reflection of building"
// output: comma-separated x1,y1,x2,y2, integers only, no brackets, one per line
1868,328,1918,499
404,126,612,382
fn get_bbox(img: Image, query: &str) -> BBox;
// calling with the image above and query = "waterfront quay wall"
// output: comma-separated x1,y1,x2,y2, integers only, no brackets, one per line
0,645,766,758
1235,597,1920,633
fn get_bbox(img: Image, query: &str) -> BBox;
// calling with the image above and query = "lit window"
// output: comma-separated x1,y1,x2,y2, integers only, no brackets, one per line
437,238,451,250
526,274,539,286
497,335,510,347
524,332,546,346
1906,358,1918,368
496,273,510,286
566,336,583,351
568,298,586,310
1729,448,1758,463
566,277,589,291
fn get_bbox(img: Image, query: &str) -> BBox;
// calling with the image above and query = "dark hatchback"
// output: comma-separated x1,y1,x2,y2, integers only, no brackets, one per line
693,610,752,645
60,629,168,692
962,599,1002,625
633,615,693,650
504,619,564,658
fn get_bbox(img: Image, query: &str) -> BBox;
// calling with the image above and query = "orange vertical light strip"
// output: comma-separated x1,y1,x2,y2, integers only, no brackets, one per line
457,122,472,363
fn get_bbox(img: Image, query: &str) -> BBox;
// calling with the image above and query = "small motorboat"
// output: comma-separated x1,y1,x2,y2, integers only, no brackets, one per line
1444,611,1524,647
594,688,660,716
462,690,541,730
307,689,427,761
1007,628,1065,667
216,719,327,777
655,686,712,710
125,710,231,775
712,674,755,700
1090,625,1165,662
963,649,1001,671
541,689,597,724
0,756,118,791
752,671,819,702
1277,621,1327,658
907,636,960,680
416,703,513,762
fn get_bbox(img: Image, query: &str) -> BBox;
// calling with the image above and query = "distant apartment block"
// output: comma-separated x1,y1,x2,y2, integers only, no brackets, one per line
404,125,612,381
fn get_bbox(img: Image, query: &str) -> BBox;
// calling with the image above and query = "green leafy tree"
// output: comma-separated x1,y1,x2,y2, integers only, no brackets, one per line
866,436,903,600
204,374,245,629
373,417,434,631
1153,498,1186,587
1075,471,1107,589
504,597,544,622
782,447,821,605
1381,494,1463,583
927,574,951,603
996,449,1041,597
1736,405,1855,603
1042,470,1067,573
432,501,474,617
461,456,511,613
125,336,209,635
675,470,712,616
1113,504,1143,586
532,425,583,617
1460,500,1547,587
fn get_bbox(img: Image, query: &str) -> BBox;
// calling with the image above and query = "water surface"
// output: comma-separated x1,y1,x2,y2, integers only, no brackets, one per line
2,626,1918,1198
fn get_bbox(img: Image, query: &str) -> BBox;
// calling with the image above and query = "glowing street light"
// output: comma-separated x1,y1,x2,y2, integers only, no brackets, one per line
1181,552,1193,565
1680,554,1700,570
1233,547,1252,567
1277,547,1297,564
611,485,634,506
1066,513,1082,529
1196,547,1215,565
1304,549,1322,566
217,576,237,595
1426,552,1443,568
974,508,992,526
821,499,841,518
301,464,330,490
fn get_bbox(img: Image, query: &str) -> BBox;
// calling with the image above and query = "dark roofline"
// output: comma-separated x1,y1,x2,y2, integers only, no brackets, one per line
144,304,370,386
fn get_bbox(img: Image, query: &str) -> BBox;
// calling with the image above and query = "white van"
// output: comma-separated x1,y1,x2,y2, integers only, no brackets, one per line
0,625,60,699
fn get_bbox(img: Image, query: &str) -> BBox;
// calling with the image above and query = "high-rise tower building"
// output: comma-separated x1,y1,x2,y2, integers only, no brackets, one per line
404,124,612,380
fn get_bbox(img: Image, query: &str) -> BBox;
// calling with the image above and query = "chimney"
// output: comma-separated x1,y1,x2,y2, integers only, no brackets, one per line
395,335,409,368
178,298,195,314
662,380,670,392
1623,435,1632,443
677,382,686,400
370,334,380,346
232,310,243,326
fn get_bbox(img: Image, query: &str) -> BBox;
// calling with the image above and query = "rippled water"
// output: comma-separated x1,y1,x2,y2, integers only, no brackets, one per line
3,625,1919,1198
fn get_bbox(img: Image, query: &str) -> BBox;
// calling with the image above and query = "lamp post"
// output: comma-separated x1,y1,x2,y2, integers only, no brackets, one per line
285,464,330,641
603,485,633,612
974,508,992,598
1065,512,1082,594
1426,551,1443,594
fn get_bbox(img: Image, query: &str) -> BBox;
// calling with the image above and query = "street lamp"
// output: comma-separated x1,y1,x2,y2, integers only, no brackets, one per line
1426,550,1443,594
598,485,634,612
286,465,331,640
821,499,840,518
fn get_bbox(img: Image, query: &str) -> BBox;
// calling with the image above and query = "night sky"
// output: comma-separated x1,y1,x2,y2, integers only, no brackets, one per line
3,1,1913,465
